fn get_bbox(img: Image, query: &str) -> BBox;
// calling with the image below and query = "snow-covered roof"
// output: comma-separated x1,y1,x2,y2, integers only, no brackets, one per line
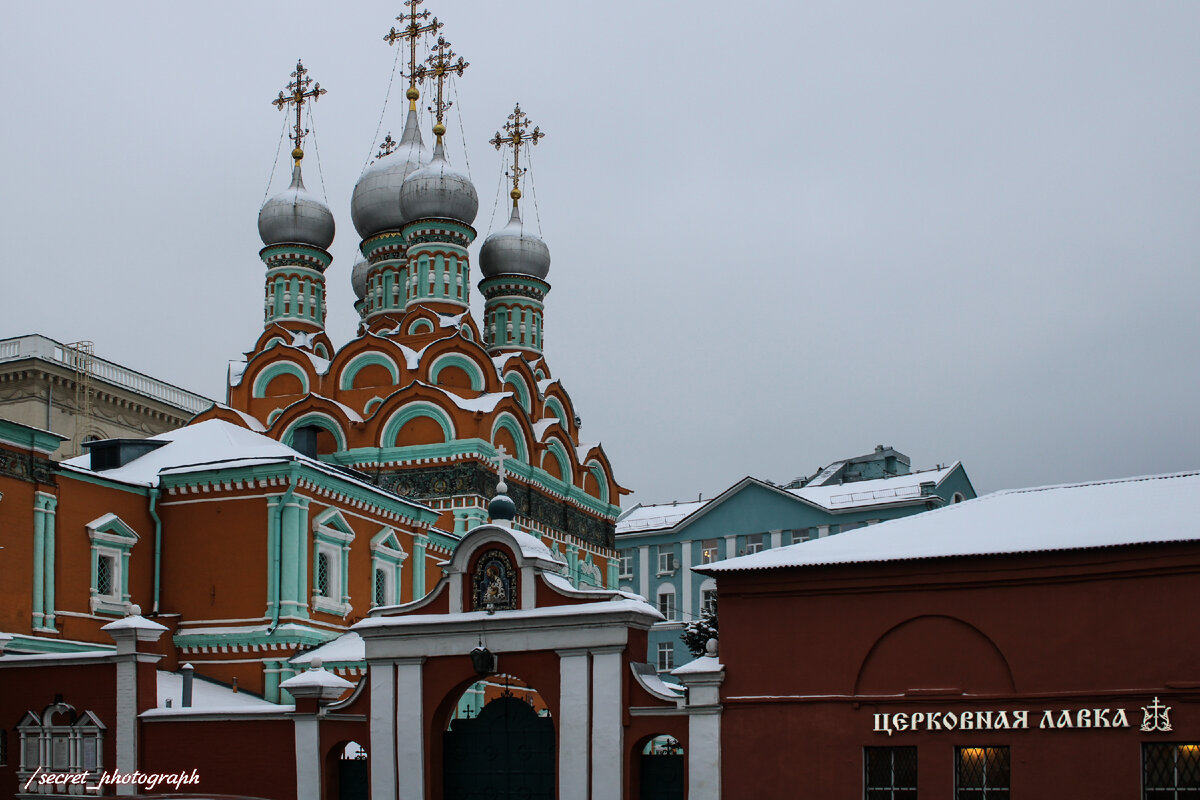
616,500,710,534
788,464,958,510
155,669,276,710
704,471,1200,572
290,631,364,666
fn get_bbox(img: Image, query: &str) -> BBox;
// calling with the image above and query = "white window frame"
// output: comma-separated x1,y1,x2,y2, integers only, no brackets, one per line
699,578,717,616
657,588,676,621
656,641,675,672
700,539,720,564
86,514,138,616
744,533,764,555
618,550,633,579
311,510,355,617
370,527,407,608
656,544,675,576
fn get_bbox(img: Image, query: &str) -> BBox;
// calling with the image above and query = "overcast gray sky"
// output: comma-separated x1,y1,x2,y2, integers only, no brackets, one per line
2,1,1198,507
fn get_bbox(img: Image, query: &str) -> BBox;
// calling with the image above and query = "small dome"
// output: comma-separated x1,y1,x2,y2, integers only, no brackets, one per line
258,163,335,249
479,204,551,280
351,252,369,301
350,108,428,240
399,139,478,226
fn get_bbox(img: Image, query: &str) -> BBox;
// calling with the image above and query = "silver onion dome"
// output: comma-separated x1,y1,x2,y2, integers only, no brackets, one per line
399,138,478,226
350,107,428,240
258,163,335,249
351,252,369,301
479,204,550,279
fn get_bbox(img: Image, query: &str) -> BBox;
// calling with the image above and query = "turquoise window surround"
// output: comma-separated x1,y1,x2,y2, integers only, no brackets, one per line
86,513,140,617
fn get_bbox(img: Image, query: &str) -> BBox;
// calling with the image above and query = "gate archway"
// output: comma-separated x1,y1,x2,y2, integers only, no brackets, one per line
443,678,555,799
637,735,685,800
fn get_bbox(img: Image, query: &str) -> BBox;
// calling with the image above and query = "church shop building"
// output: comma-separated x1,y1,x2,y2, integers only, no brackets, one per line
700,471,1200,799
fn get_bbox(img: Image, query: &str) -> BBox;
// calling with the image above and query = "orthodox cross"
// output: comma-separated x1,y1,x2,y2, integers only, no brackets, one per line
489,104,544,205
376,133,398,159
415,35,468,138
272,60,326,163
384,0,442,105
492,444,511,487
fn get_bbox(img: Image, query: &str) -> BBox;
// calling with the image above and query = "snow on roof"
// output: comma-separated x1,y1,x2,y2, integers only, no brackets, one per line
355,596,661,631
705,471,1200,572
438,311,468,328
310,394,364,423
290,632,364,666
156,669,276,710
671,654,723,675
227,360,248,387
531,419,558,441
616,500,710,534
788,464,957,510
491,352,523,371
213,403,267,432
536,378,559,394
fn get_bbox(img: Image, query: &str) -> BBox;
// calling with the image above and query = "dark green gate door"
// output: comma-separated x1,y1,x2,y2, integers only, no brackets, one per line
444,695,555,799
337,754,368,800
639,753,684,800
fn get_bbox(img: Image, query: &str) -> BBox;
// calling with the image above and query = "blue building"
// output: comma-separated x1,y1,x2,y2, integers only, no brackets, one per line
615,446,975,675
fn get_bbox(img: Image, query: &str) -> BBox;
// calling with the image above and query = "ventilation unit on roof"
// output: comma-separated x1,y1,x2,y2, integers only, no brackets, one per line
82,439,167,471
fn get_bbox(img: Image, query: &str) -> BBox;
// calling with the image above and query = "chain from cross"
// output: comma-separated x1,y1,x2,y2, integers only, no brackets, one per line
414,35,468,132
376,133,398,159
489,104,545,204
271,60,327,161
384,0,443,102
492,444,512,487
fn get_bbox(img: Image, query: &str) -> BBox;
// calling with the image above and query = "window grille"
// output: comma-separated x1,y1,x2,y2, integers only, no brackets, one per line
316,552,331,599
864,746,917,799
374,567,387,607
1144,743,1200,798
955,746,1010,798
96,556,114,597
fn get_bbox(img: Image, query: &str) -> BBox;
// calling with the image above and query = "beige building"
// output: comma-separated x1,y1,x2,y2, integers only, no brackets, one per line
0,334,213,459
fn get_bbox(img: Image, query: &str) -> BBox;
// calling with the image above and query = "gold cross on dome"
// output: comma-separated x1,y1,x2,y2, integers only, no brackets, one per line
384,0,443,106
489,104,545,206
414,35,468,137
376,133,398,159
271,60,327,163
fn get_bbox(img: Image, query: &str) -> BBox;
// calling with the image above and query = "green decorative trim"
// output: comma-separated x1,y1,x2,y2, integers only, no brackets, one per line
6,634,115,655
363,396,384,416
490,413,529,462
60,470,149,496
542,439,572,488
252,361,310,398
586,459,610,504
503,374,531,412
543,397,568,427
408,319,435,335
281,412,348,451
174,625,336,651
259,243,333,270
0,419,67,455
380,401,455,446
428,353,485,392
339,351,400,390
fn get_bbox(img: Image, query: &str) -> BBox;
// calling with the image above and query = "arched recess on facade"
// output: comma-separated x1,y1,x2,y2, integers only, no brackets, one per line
502,371,532,414
338,351,401,391
428,352,487,393
540,436,576,487
323,740,368,800
490,412,531,464
278,411,348,455
380,400,456,447
433,670,556,800
584,458,610,504
854,614,1016,696
251,360,311,398
629,732,687,800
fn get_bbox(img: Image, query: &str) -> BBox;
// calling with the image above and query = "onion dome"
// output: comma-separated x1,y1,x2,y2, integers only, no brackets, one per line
488,480,517,524
257,162,335,249
350,105,428,240
350,252,369,300
399,136,478,226
479,199,550,279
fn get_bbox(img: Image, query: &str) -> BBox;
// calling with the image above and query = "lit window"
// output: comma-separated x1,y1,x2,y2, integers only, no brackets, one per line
656,545,674,574
744,534,764,554
956,746,1009,798
1144,743,1200,798
656,642,674,671
700,539,720,564
865,746,916,799
618,551,633,578
657,590,676,621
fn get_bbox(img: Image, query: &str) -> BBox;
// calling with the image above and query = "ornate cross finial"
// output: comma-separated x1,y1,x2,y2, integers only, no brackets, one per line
414,35,468,141
384,0,443,108
376,133,398,159
489,104,545,206
492,444,511,487
271,60,327,164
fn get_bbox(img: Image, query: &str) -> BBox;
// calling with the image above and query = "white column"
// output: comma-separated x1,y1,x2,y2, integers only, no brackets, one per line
769,530,782,549
396,658,426,799
590,648,624,800
558,649,591,800
688,709,722,799
370,662,397,800
817,525,830,539
294,717,321,800
114,657,137,795
680,541,693,622
637,546,649,600
723,534,736,560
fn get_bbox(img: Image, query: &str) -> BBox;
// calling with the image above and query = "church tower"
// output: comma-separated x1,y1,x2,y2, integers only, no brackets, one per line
479,105,551,356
